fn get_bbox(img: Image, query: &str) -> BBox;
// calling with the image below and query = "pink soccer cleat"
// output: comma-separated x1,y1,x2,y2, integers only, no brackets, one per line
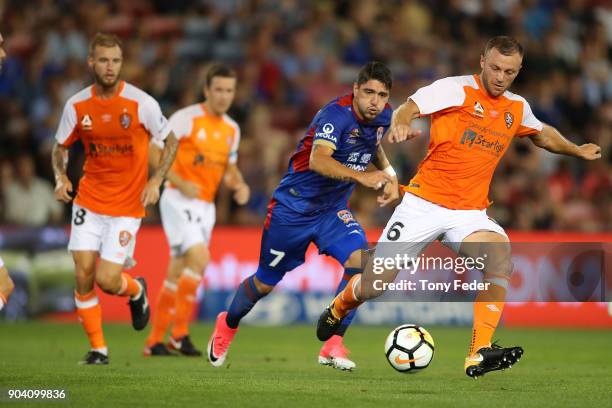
207,312,238,367
318,335,356,371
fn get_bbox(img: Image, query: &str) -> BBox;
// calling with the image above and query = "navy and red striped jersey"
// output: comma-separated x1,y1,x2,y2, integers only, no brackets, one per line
272,94,392,214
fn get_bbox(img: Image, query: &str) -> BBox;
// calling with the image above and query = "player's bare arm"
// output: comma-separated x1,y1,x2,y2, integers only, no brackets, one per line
309,144,391,189
388,99,422,143
224,163,250,205
142,132,179,206
529,124,601,160
51,142,73,203
371,144,399,207
149,142,200,199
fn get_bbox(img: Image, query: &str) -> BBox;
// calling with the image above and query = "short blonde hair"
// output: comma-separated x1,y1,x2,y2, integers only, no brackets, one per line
89,33,122,56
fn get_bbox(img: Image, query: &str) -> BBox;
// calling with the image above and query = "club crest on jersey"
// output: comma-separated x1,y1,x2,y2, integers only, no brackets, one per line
473,101,484,118
504,112,514,129
337,210,355,224
119,112,132,129
349,128,360,138
119,230,132,247
81,114,93,131
376,127,384,145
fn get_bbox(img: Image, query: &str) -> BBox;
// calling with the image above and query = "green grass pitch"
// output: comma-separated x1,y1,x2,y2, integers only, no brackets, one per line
0,322,611,407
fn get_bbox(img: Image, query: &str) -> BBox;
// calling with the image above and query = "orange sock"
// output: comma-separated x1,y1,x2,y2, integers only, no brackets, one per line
146,281,177,346
75,290,106,351
171,268,201,339
331,274,363,319
470,280,507,354
117,273,141,298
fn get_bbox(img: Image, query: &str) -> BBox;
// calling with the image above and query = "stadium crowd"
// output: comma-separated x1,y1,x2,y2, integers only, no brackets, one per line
0,0,610,231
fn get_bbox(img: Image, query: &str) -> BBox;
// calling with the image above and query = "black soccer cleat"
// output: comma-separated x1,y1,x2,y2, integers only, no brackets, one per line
316,306,344,341
78,350,109,365
168,335,202,357
465,343,524,378
128,277,150,331
144,343,176,357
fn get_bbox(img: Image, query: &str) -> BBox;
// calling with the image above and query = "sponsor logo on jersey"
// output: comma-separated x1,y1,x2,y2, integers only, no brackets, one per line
337,209,355,224
360,153,372,164
119,230,132,247
315,123,337,144
197,128,207,140
193,154,205,166
504,112,514,129
460,128,505,155
344,163,367,171
88,143,134,157
348,152,360,163
81,114,93,131
119,112,132,129
472,101,484,118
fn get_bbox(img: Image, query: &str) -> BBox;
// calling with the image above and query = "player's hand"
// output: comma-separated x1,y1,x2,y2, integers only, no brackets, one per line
377,178,400,207
357,171,393,190
141,176,162,207
233,182,250,205
178,180,200,199
388,125,422,143
577,143,601,160
54,175,73,203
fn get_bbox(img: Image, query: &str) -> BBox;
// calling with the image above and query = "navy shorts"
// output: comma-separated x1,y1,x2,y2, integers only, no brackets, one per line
255,199,367,286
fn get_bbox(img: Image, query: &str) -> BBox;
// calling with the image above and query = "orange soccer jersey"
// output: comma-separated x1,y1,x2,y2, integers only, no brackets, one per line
405,74,543,210
164,103,240,202
55,81,171,218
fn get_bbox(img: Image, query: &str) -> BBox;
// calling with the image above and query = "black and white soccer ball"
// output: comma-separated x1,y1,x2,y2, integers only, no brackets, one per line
384,324,435,373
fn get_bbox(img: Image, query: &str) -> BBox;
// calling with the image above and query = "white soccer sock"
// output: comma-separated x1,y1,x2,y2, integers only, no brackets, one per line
93,347,108,356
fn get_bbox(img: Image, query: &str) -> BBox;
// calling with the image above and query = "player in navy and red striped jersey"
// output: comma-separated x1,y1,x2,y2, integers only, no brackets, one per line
207,61,400,371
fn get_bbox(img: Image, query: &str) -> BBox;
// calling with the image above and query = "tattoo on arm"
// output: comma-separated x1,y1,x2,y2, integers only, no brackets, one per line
153,134,178,180
52,143,68,181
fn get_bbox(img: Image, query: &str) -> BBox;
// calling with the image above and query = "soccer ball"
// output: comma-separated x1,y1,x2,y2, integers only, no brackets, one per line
384,324,435,373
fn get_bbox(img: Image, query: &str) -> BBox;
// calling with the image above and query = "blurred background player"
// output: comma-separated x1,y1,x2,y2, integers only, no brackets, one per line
207,61,399,370
144,64,250,357
52,33,178,365
0,32,15,312
0,256,13,312
317,36,602,378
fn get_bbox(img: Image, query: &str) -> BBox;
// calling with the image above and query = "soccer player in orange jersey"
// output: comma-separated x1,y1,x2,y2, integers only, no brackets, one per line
317,36,601,378
51,33,179,365
0,32,15,312
144,64,250,356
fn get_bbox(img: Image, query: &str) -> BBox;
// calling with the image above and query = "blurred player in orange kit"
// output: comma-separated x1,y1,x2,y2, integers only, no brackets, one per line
317,36,601,378
0,32,15,312
51,33,179,365
144,64,250,357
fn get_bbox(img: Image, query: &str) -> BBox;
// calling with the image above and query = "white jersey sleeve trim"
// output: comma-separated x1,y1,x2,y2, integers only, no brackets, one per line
504,91,544,132
409,75,475,115
168,104,200,141
54,86,92,145
121,83,171,143
224,114,241,164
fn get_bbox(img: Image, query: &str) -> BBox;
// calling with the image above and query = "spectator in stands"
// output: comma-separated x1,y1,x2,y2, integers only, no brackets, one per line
3,153,62,226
